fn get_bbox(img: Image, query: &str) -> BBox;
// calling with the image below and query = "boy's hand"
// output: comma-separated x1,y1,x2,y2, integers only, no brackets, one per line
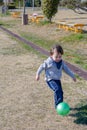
36,75,40,81
73,77,76,82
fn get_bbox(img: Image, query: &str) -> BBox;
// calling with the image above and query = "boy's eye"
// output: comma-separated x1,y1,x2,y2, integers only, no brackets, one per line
55,56,62,59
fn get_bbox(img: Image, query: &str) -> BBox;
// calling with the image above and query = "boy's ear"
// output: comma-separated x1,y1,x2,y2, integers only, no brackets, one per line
50,49,53,55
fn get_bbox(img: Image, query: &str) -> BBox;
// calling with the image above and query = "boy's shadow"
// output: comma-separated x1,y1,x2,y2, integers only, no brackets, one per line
70,102,87,125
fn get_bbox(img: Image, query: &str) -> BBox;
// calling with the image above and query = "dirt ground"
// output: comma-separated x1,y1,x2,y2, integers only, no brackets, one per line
0,8,87,130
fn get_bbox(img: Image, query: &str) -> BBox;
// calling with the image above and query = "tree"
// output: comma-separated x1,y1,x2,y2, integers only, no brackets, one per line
60,0,87,14
60,0,81,10
42,0,60,22
67,0,81,10
0,0,3,5
81,0,87,7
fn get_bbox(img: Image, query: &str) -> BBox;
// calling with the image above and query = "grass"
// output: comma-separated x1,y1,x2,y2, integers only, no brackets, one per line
39,20,52,25
0,10,87,129
59,33,86,43
9,36,47,59
0,20,16,28
20,32,87,70
0,12,9,17
64,51,87,69
0,14,21,28
20,32,53,50
0,43,27,56
0,13,87,70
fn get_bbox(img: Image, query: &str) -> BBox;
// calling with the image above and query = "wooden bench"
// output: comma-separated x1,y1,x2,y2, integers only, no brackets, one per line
11,12,21,18
65,23,85,33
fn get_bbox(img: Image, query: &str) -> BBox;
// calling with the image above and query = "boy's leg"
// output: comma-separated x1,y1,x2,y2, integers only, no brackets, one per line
47,80,63,108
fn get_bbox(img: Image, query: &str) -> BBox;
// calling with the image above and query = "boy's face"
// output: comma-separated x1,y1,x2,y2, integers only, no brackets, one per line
52,49,62,62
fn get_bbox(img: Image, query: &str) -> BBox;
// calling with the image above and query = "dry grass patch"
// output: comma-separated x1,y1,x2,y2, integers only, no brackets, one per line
0,30,87,130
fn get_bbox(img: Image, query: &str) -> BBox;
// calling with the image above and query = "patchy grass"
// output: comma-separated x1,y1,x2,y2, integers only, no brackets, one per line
0,11,11,17
20,32,53,50
9,36,47,58
0,16,87,70
39,20,52,25
0,20,16,28
20,32,87,70
59,33,86,43
0,11,87,69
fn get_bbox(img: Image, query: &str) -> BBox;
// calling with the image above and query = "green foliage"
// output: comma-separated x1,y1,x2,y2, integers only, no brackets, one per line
13,0,23,7
59,0,68,6
60,0,81,9
25,0,41,7
81,1,87,7
67,0,77,9
42,0,60,22
35,0,41,7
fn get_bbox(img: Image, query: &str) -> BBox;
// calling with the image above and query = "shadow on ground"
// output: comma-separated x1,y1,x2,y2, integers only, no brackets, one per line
70,100,87,125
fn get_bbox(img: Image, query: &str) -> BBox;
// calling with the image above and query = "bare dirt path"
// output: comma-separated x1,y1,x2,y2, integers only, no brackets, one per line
0,28,87,130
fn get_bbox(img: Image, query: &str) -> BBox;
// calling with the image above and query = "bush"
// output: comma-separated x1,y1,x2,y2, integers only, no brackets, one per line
7,2,16,9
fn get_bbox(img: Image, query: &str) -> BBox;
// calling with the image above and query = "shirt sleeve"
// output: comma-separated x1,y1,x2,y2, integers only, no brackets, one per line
36,61,47,76
62,61,75,79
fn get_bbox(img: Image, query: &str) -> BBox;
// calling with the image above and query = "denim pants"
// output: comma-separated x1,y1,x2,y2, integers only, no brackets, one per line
46,80,63,108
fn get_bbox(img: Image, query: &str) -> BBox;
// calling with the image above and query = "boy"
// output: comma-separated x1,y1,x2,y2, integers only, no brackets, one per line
36,44,76,108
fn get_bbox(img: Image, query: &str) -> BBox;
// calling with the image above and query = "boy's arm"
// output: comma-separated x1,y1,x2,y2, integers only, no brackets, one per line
62,61,76,81
36,62,47,81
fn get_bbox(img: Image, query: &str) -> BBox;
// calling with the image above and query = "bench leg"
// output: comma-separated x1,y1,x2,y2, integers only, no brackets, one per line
74,27,83,33
58,24,63,29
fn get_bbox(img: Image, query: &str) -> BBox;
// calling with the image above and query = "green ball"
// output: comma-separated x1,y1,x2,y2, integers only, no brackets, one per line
56,102,70,116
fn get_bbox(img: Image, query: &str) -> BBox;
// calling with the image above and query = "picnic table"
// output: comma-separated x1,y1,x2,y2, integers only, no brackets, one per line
28,14,44,23
11,11,21,18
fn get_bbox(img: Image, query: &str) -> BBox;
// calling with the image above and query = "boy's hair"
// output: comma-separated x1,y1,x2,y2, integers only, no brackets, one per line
50,44,64,55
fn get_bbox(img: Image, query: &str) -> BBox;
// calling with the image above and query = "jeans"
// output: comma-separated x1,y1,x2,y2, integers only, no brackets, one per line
46,80,63,108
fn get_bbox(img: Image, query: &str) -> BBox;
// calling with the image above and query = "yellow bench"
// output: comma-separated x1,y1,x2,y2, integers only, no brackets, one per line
31,16,44,23
65,23,85,33
57,21,66,29
57,21,84,33
11,12,21,18
35,16,44,23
